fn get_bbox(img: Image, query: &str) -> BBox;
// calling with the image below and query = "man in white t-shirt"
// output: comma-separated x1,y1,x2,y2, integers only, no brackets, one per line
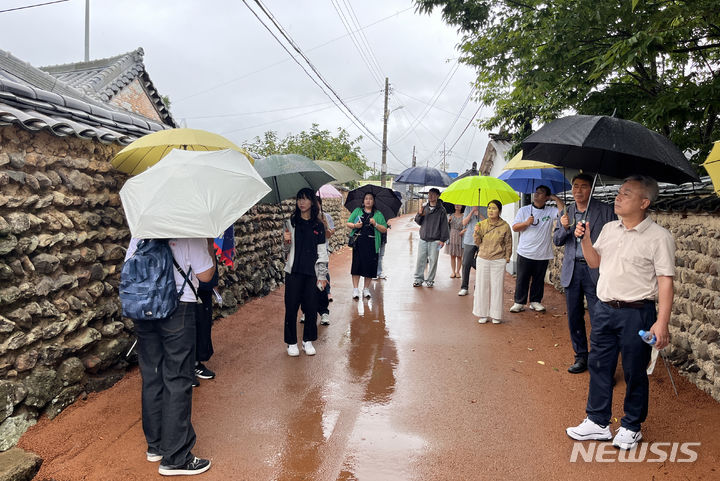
125,238,214,476
510,185,565,313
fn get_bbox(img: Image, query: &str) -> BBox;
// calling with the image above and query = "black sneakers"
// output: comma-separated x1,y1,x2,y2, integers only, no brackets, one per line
191,377,200,388
158,456,211,476
195,363,215,380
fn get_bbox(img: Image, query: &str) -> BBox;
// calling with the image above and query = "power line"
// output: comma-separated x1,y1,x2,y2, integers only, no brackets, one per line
0,0,67,14
441,105,482,170
425,87,476,167
330,0,383,87
243,0,385,149
184,89,380,120
176,5,412,103
394,60,460,143
394,89,475,120
220,103,337,134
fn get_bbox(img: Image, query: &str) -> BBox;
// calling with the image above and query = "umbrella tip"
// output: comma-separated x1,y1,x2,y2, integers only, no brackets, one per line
610,108,617,117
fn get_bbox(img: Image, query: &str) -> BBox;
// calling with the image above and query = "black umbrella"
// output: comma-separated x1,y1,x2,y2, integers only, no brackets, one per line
345,184,402,220
394,166,453,187
521,115,699,184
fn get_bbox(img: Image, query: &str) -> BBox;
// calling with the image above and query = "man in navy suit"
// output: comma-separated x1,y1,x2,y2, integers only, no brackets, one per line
553,174,616,374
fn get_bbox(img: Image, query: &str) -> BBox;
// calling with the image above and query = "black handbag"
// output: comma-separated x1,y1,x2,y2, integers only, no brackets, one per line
348,231,359,248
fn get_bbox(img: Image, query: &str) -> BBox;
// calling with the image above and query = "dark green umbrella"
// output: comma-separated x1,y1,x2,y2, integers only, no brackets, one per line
254,154,335,203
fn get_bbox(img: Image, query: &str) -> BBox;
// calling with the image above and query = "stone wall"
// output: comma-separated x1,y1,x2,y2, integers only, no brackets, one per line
1,125,129,449
0,124,355,448
547,212,720,402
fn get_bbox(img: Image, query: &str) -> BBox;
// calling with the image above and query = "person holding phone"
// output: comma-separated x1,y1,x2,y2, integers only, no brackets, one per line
346,192,387,300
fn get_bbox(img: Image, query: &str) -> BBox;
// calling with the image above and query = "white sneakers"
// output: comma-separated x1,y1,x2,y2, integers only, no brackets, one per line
288,342,316,356
529,302,546,312
458,289,468,296
353,287,371,299
478,317,502,324
566,418,612,441
567,419,643,450
320,313,330,325
302,341,316,356
613,427,643,450
510,302,545,312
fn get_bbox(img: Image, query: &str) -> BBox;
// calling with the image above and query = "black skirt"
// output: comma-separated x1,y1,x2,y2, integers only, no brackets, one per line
351,233,378,278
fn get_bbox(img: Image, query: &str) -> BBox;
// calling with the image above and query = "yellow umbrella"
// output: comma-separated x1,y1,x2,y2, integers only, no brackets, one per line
440,175,520,206
702,141,720,195
112,128,255,175
503,150,558,170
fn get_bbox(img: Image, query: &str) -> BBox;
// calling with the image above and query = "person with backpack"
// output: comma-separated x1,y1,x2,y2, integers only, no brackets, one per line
283,188,329,356
123,237,215,476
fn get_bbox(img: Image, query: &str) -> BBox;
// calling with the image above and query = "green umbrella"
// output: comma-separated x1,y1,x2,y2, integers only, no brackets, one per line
254,154,335,203
314,160,362,184
439,175,519,206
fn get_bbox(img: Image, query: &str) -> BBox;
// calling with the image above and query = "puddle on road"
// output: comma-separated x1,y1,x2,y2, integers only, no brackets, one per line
338,403,427,481
269,261,427,480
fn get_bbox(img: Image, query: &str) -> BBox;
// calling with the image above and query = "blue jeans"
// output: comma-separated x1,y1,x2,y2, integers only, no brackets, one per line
414,239,441,283
586,301,654,431
135,302,197,467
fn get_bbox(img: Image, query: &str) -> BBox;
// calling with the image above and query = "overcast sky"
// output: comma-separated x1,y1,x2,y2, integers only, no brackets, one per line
0,0,492,175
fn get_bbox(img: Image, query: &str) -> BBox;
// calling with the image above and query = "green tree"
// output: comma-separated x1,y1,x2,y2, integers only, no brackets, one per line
242,124,369,175
415,0,720,164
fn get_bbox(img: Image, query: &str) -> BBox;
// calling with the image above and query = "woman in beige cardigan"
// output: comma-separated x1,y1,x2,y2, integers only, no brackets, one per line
473,200,513,324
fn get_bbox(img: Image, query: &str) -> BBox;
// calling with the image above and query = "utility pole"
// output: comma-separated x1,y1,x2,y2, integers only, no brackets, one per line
408,146,416,212
380,77,389,187
84,0,90,62
442,142,447,171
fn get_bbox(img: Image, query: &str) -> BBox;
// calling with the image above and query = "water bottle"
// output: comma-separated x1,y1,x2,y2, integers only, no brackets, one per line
638,330,656,345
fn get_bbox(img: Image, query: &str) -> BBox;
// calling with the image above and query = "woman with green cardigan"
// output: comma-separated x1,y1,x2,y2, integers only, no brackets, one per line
346,192,387,299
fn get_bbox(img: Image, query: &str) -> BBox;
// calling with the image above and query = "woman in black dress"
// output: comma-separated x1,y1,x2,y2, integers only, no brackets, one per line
346,192,387,300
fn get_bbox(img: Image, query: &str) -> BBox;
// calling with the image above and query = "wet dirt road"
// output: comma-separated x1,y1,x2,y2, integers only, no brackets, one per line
19,215,720,480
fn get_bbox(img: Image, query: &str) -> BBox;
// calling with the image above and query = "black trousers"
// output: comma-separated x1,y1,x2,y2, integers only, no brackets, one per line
565,261,598,361
135,302,197,467
460,244,477,290
195,289,214,363
586,301,654,431
318,272,330,316
514,254,549,304
284,272,319,344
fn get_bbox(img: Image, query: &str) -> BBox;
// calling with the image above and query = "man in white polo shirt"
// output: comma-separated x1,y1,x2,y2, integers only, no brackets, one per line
566,175,675,451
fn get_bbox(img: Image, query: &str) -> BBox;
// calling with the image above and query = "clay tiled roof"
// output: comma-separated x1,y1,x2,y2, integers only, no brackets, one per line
0,48,170,145
41,47,174,127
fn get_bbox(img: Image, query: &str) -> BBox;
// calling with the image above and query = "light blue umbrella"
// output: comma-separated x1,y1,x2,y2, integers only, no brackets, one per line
497,168,571,194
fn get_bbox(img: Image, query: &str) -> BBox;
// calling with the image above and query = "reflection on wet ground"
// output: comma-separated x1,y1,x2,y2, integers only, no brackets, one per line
273,217,425,481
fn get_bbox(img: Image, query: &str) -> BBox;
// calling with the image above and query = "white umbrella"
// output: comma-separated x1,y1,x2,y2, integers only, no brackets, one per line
120,149,271,238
